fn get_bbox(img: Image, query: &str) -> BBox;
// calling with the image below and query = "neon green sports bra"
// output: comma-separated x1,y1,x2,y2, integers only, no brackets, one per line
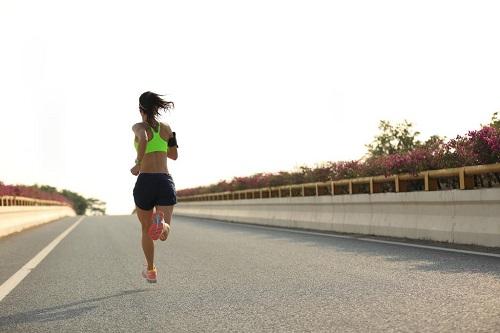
134,123,169,153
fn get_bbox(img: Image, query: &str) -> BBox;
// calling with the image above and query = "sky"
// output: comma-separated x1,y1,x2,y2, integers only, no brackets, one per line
1,0,499,215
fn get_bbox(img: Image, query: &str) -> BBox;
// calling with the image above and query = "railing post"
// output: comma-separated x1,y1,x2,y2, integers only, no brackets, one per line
331,181,334,196
369,177,374,194
348,181,353,195
463,169,475,190
315,183,319,196
301,185,305,196
289,186,292,197
459,167,465,190
424,172,429,191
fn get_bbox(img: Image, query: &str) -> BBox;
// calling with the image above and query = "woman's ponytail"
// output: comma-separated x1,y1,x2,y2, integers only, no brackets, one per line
139,91,174,126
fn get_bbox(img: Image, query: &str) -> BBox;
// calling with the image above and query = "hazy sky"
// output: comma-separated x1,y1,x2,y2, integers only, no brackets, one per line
1,0,499,215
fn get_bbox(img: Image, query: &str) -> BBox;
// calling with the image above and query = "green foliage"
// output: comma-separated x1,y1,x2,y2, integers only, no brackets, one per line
38,185,106,215
366,120,421,157
39,185,57,193
60,190,88,215
490,112,500,129
86,198,106,215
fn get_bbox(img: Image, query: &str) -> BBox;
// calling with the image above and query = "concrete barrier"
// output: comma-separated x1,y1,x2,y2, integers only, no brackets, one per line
0,206,76,238
173,188,500,248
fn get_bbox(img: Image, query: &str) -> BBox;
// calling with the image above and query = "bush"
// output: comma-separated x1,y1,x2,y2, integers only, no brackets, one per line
177,118,500,197
0,182,107,215
0,182,71,205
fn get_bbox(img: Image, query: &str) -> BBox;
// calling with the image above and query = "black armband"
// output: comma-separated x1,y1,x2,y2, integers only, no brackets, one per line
168,132,178,148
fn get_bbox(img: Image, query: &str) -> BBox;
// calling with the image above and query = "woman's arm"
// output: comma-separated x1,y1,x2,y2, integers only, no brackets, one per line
131,123,148,175
168,145,178,160
133,123,148,163
165,124,178,160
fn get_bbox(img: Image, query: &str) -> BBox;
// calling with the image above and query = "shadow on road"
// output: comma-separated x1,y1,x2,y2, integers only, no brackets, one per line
179,216,500,278
0,288,152,327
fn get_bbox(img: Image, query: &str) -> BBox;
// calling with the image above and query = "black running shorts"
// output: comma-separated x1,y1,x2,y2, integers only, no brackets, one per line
133,173,177,210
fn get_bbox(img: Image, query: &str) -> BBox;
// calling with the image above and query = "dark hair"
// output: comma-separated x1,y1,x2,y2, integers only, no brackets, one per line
139,91,174,126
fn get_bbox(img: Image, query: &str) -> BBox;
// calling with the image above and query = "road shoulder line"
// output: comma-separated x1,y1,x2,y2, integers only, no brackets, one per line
0,216,85,302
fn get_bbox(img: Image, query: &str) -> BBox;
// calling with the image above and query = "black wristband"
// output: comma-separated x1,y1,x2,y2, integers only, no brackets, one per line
168,132,178,148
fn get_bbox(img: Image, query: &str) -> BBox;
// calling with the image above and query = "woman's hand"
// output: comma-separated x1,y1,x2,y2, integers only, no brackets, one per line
130,164,141,176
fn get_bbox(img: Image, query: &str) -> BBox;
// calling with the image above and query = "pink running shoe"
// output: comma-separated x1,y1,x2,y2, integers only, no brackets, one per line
142,266,157,283
148,211,165,241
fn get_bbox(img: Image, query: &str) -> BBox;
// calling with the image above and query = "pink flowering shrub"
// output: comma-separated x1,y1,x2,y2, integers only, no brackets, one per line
467,126,500,164
177,125,500,197
0,181,72,206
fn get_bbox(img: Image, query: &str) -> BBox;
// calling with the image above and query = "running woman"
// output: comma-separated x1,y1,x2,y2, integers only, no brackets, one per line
131,91,178,283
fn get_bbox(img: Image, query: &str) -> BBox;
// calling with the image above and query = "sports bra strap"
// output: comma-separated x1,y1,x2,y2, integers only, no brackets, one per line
148,122,160,134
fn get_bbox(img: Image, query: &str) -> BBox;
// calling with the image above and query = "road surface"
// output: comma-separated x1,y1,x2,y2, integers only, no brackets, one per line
0,215,499,332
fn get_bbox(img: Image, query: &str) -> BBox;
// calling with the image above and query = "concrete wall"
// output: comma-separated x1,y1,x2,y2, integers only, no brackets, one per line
0,206,76,238
173,188,500,248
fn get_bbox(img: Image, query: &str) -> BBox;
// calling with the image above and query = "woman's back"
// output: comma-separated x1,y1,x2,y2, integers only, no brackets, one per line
133,121,173,174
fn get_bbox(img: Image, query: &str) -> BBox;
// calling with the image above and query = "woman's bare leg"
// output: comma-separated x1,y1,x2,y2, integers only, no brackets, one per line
136,206,155,270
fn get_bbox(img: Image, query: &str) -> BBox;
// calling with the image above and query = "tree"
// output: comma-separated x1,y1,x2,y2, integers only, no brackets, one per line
61,189,88,215
489,112,500,129
366,120,422,157
86,198,106,215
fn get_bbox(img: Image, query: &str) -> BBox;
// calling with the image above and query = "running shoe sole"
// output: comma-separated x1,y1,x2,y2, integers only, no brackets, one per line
159,223,171,241
148,211,165,241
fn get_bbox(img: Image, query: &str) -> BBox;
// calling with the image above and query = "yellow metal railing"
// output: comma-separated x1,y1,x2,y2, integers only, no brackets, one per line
0,196,67,207
178,163,500,202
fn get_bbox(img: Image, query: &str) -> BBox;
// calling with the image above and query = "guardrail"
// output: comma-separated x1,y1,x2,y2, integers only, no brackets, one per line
0,196,68,207
178,163,500,202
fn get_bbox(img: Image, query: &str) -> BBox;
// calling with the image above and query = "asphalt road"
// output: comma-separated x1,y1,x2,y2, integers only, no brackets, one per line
0,215,499,332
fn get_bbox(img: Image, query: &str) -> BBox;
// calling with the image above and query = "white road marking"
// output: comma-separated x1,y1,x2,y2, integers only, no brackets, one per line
214,220,500,259
0,216,85,302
